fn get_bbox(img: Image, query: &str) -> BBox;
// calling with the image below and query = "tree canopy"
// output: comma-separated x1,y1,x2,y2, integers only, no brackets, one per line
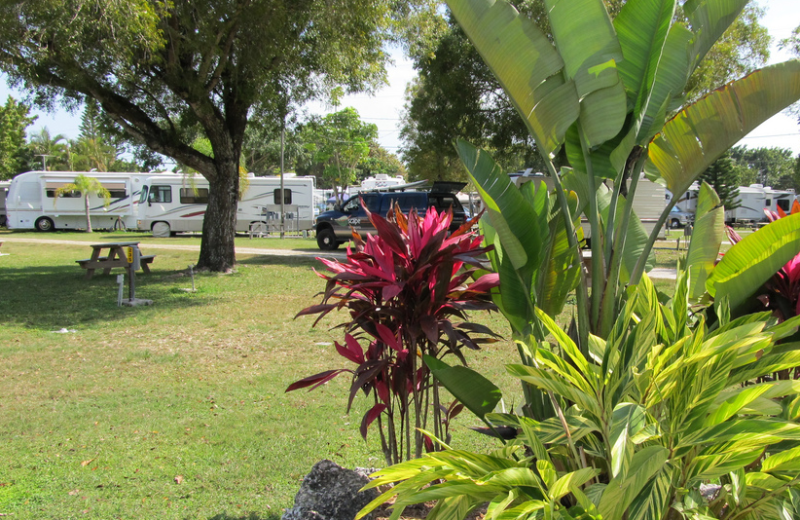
0,0,400,270
0,96,36,179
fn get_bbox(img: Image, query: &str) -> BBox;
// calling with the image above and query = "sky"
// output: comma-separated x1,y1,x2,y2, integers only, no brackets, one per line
2,0,799,162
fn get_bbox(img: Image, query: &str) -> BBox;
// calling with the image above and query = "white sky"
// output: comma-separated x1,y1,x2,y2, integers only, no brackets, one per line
2,0,799,159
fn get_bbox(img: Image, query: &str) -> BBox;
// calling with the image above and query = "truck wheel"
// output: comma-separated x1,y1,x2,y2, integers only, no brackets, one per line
317,228,340,250
670,219,681,229
35,217,54,232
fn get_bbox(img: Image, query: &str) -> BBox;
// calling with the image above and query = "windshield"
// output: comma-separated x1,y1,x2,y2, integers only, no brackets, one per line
139,186,149,203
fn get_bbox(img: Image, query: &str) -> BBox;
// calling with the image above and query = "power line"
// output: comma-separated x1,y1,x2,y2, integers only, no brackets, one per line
740,133,800,139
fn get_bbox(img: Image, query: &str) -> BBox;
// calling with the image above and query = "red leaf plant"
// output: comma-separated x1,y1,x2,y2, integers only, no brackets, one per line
726,198,800,338
287,200,500,464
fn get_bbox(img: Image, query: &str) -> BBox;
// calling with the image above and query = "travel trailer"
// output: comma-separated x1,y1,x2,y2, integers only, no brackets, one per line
0,181,9,227
138,174,315,236
5,171,154,231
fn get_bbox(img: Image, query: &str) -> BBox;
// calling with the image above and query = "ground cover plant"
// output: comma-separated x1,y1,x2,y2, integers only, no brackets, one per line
0,239,518,519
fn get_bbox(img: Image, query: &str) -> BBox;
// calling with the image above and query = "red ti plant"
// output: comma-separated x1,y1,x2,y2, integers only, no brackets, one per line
287,201,500,465
727,198,800,325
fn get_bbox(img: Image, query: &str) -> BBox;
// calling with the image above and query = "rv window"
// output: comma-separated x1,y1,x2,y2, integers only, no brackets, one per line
180,188,209,204
274,189,292,205
46,189,80,198
139,186,149,204
777,199,791,211
149,185,172,203
766,200,771,207
108,189,127,199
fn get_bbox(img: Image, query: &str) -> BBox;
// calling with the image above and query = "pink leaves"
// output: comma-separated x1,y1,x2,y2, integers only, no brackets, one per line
335,334,365,364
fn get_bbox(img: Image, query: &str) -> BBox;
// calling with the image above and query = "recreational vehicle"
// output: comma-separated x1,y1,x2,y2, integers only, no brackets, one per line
765,186,797,214
138,174,315,236
5,171,154,231
0,181,9,227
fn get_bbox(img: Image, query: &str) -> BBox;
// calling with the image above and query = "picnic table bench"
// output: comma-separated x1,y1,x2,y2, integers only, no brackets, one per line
76,242,155,280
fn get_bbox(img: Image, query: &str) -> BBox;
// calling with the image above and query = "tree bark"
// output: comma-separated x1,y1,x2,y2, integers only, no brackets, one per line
197,159,239,272
85,194,92,233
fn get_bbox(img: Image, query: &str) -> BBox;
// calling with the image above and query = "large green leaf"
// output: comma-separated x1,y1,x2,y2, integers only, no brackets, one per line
647,60,800,198
445,0,577,155
598,446,670,519
614,0,675,106
424,356,502,420
545,0,626,146
706,212,800,310
685,182,725,299
685,0,748,73
609,403,647,478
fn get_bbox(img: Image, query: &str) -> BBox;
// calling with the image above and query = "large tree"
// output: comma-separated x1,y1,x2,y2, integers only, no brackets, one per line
400,1,771,180
0,96,36,179
729,145,796,188
0,0,396,271
698,151,740,210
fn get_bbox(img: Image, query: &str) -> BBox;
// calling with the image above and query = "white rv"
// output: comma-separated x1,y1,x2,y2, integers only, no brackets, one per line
138,173,315,236
0,181,9,227
5,171,154,231
765,186,797,214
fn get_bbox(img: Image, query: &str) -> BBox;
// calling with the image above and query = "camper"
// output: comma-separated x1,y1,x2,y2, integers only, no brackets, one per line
0,181,9,227
5,171,154,231
138,174,315,236
765,186,797,214
510,171,667,240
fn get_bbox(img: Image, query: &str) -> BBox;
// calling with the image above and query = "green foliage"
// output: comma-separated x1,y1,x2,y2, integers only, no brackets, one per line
729,146,798,191
0,96,36,179
361,280,800,520
699,151,741,211
300,108,378,198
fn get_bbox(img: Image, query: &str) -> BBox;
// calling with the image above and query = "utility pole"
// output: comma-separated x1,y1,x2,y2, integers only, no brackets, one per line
36,154,52,171
280,113,285,239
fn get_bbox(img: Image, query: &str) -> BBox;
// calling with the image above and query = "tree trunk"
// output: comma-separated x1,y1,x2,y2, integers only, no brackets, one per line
85,194,92,233
197,159,239,272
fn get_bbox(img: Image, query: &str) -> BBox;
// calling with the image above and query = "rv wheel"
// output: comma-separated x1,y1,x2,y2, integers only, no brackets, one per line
316,228,340,251
35,217,54,232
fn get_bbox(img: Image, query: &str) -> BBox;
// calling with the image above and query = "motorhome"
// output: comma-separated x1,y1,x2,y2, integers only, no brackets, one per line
5,171,154,231
0,181,9,227
509,171,667,239
138,173,315,236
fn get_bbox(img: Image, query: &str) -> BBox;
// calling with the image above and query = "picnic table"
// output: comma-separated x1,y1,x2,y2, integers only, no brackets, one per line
76,242,155,280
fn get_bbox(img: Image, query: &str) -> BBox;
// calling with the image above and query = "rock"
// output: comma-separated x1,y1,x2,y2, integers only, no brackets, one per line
282,460,380,520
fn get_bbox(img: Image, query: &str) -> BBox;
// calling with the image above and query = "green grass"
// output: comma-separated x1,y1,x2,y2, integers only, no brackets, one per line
0,239,518,519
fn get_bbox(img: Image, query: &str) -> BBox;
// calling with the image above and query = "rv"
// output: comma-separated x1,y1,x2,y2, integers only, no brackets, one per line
138,174,315,236
5,171,154,231
0,181,9,227
765,186,797,214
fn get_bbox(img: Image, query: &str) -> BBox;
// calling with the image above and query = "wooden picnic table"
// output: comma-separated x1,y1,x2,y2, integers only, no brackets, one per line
76,242,155,280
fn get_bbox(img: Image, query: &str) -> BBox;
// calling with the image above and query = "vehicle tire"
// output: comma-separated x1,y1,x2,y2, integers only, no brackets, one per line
317,228,340,250
670,218,681,229
35,217,54,232
152,221,171,238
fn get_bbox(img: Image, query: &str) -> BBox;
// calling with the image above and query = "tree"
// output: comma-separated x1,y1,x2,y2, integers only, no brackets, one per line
0,1,397,271
400,1,770,180
301,108,378,203
729,146,796,187
27,127,68,171
357,145,406,181
698,151,740,210
54,174,110,233
0,96,36,179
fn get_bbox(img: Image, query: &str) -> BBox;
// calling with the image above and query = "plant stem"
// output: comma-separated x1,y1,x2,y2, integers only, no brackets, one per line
544,159,591,352
578,126,605,332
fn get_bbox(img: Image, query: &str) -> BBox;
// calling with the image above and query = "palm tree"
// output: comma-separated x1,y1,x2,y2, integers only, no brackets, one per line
28,127,68,170
53,174,110,232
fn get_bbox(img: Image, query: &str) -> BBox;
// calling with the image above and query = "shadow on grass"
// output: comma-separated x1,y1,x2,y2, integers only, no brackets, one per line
205,513,281,520
0,263,208,330
236,255,320,268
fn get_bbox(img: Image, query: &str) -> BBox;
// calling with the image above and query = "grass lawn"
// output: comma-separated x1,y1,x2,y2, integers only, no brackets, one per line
0,229,678,519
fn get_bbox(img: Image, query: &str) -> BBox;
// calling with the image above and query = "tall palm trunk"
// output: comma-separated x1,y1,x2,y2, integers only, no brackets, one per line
84,193,93,233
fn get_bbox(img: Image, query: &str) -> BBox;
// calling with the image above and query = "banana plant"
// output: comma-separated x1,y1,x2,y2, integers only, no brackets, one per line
358,277,800,520
448,0,800,353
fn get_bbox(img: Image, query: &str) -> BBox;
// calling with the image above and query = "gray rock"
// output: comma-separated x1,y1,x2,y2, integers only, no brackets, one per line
282,460,380,520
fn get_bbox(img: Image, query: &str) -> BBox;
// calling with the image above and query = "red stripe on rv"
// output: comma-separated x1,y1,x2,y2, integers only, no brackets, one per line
182,211,206,218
